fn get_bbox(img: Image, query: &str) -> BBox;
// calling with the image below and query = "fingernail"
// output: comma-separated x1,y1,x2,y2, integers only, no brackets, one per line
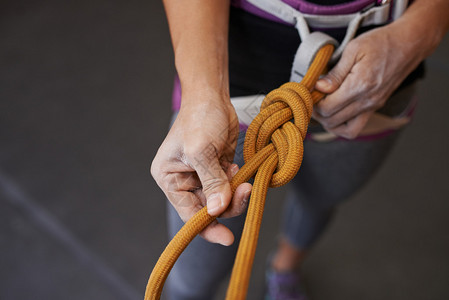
316,77,331,89
230,164,239,177
243,190,251,203
207,193,223,215
220,240,233,247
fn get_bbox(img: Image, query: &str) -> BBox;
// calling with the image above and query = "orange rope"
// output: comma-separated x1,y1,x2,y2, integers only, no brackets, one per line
145,44,334,300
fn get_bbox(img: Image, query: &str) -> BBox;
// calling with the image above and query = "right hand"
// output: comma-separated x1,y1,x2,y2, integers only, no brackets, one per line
151,89,252,246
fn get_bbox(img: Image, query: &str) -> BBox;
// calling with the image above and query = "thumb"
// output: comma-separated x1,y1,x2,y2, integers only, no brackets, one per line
192,147,232,217
315,49,355,94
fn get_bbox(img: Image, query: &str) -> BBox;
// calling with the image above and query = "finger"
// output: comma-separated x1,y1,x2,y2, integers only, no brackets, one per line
325,111,371,139
163,172,201,193
315,45,356,94
314,45,366,118
193,163,241,210
313,98,371,129
167,191,235,246
188,144,233,217
221,182,252,218
192,161,239,206
199,219,235,246
222,163,252,218
314,68,369,118
225,163,239,181
192,188,207,206
165,190,202,220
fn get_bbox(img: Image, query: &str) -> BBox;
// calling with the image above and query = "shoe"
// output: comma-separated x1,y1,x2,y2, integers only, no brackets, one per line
265,268,309,300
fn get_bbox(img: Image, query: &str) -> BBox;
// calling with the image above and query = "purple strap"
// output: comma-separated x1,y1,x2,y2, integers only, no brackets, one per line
172,74,182,111
286,0,381,15
231,0,380,24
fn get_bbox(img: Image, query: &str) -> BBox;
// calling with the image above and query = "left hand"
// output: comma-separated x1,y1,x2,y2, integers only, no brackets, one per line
313,23,423,139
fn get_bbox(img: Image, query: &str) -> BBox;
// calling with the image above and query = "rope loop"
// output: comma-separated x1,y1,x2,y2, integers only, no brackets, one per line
242,81,314,187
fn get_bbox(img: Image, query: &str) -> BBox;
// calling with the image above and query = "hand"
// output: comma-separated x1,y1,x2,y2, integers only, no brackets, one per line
313,22,424,139
151,90,252,246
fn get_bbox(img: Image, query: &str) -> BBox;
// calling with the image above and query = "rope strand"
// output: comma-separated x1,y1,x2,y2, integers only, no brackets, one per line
145,44,334,300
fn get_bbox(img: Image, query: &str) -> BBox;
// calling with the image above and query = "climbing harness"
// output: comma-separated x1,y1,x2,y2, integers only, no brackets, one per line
230,0,413,141
247,0,407,80
145,0,411,299
231,83,416,142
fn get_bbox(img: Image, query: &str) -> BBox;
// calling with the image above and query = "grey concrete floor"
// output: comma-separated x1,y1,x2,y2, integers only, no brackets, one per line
0,1,448,299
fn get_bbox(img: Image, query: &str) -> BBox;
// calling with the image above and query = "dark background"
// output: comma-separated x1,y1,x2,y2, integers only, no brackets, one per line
1,1,448,299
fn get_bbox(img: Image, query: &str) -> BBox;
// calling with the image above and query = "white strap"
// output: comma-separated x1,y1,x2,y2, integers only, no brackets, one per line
231,94,265,126
392,0,408,21
247,0,391,29
304,4,390,29
248,0,392,63
290,32,338,82
247,0,396,80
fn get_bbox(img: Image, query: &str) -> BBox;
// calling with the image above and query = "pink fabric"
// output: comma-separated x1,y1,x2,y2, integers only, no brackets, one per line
231,0,379,24
172,74,182,111
270,0,376,15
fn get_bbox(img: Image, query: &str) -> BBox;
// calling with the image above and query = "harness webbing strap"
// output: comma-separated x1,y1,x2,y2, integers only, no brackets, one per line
246,0,392,85
247,0,392,29
144,44,334,300
291,31,338,82
392,0,409,21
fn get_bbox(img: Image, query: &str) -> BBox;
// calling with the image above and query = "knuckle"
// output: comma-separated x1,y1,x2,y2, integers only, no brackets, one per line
346,39,359,50
358,78,376,92
366,97,376,106
363,97,381,110
320,108,333,118
202,177,227,194
316,104,333,118
150,159,160,180
342,127,361,139
183,144,199,159
326,72,340,86
185,141,214,161
345,132,358,139
372,99,383,110
150,158,170,190
164,174,179,192
324,120,336,129
238,196,249,215
344,40,360,57
323,117,339,129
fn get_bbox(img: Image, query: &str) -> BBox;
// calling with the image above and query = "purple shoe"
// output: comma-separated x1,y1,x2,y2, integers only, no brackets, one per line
265,268,309,300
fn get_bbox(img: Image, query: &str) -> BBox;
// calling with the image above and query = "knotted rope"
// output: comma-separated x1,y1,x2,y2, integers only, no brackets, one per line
145,43,334,300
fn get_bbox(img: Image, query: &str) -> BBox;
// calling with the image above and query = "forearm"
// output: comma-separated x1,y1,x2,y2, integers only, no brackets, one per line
163,0,230,102
153,1,249,245
389,0,449,62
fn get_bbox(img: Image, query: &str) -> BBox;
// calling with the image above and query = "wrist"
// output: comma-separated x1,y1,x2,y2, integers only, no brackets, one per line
179,87,231,112
180,76,229,101
176,54,229,100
